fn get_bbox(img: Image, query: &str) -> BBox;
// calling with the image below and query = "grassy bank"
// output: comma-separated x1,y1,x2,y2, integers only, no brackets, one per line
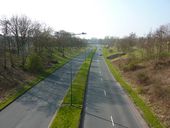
103,48,164,128
0,48,84,110
50,49,95,128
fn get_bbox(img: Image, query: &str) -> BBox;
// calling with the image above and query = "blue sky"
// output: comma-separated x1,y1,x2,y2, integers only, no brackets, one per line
0,0,170,38
107,0,170,37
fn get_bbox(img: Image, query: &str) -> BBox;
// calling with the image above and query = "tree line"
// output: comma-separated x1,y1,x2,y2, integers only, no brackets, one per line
0,15,86,71
104,23,170,61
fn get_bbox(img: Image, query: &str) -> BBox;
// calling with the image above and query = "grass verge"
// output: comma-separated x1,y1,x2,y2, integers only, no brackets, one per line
0,48,84,111
50,49,95,128
102,48,165,128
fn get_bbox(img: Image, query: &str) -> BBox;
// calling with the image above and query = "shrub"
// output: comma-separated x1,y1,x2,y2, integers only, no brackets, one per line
159,51,170,59
26,53,44,73
137,72,149,84
109,49,113,53
136,86,146,94
122,62,139,72
122,52,143,72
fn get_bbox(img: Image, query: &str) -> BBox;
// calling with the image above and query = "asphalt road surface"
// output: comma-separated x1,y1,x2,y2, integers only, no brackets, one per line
0,51,89,128
83,48,148,128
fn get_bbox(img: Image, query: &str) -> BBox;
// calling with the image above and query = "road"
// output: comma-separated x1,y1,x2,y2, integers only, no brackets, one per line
0,51,89,128
82,48,148,128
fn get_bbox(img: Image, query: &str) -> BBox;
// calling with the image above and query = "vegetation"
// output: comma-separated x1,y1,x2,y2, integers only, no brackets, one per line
104,24,170,61
50,49,95,128
0,49,83,110
103,48,165,128
0,15,87,110
102,23,170,127
0,15,87,69
137,72,149,84
26,53,43,72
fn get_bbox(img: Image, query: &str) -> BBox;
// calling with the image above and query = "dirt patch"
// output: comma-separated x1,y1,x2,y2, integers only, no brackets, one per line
0,67,35,101
154,59,170,69
112,57,170,127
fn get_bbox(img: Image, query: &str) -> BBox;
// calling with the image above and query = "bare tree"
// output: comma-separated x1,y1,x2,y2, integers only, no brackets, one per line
55,30,72,57
0,15,87,71
31,22,42,53
18,16,32,66
0,18,11,69
9,16,20,55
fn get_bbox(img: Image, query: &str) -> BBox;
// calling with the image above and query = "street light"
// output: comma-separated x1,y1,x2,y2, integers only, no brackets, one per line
70,32,87,106
70,60,73,106
71,32,86,36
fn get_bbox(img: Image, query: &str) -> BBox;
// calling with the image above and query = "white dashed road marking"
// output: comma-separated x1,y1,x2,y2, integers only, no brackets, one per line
104,90,106,96
110,116,115,127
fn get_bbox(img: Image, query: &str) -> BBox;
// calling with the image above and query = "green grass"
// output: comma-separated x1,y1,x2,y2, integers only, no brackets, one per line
0,48,84,110
51,106,81,128
50,49,96,128
103,47,165,128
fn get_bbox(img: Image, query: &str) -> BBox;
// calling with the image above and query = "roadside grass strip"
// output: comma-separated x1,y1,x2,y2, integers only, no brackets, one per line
102,48,165,128
0,49,84,111
50,49,95,128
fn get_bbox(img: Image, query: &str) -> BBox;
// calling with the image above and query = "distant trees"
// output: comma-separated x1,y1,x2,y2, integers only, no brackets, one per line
54,30,86,57
55,30,72,57
0,15,86,71
105,23,170,61
141,24,170,60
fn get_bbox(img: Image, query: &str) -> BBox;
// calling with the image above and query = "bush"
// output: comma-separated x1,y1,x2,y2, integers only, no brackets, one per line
137,72,149,84
123,62,138,72
122,52,143,72
159,51,170,59
136,86,146,94
109,49,113,53
127,52,139,62
26,53,44,73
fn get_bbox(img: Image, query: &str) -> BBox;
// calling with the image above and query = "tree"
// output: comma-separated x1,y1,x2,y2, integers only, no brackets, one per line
0,15,87,71
30,22,43,53
0,19,11,69
55,30,72,57
9,16,20,55
18,16,32,67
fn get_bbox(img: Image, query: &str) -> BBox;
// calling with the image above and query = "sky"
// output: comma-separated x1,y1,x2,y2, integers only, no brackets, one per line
0,0,170,38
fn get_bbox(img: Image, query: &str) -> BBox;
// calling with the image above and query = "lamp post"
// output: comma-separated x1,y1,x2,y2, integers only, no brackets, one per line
70,32,86,106
70,61,73,106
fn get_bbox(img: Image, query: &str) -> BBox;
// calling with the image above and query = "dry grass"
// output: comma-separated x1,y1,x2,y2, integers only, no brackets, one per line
0,67,35,101
113,57,170,127
0,48,84,109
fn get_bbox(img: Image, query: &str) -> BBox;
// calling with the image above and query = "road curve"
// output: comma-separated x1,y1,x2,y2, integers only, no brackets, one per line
82,48,148,128
0,51,89,128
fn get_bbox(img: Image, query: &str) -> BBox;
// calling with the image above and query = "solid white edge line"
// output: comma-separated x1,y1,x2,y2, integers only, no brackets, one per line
110,116,115,127
103,54,149,128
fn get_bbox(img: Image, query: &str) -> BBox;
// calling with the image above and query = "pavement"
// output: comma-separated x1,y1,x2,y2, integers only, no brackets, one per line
82,48,149,128
0,51,89,128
